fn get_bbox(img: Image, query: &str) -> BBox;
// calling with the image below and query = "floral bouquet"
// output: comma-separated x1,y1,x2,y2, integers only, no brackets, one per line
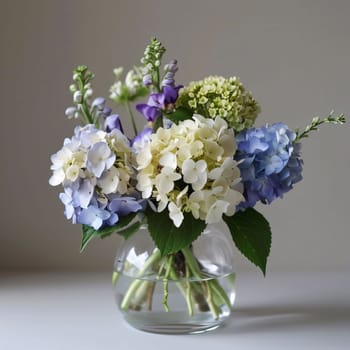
49,38,345,331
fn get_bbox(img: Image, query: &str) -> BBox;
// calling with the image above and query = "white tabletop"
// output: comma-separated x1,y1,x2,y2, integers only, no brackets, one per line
1,271,349,350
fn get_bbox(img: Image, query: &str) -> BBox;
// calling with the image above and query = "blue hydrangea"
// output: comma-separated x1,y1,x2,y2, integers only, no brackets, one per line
52,124,146,231
77,200,115,230
235,123,303,208
68,191,145,230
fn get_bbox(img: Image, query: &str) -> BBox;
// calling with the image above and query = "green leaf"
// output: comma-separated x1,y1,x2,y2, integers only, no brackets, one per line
81,225,98,252
146,207,206,256
166,107,193,124
223,208,271,275
80,213,140,252
115,221,142,240
98,213,139,238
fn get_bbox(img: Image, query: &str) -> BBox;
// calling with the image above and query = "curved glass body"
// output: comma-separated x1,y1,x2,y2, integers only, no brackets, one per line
113,224,236,334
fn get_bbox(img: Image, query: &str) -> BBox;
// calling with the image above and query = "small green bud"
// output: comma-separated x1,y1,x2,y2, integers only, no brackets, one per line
76,65,88,73
177,76,260,131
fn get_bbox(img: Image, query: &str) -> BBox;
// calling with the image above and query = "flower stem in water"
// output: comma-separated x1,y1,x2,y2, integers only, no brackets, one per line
120,249,161,310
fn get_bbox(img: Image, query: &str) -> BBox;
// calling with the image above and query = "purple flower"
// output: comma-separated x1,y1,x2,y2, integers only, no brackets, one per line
104,114,123,133
102,107,112,116
91,97,106,111
136,85,182,122
162,85,182,106
108,196,144,216
162,59,179,87
136,103,161,122
143,74,153,86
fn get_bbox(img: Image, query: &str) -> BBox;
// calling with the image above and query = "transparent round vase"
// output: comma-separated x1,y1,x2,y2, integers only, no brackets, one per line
113,223,236,334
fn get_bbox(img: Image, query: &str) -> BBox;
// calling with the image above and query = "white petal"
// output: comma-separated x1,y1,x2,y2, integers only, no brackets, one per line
136,174,153,198
105,153,116,170
157,199,168,212
208,167,223,180
168,202,184,228
182,159,195,173
192,172,207,191
65,165,80,182
204,140,224,160
219,134,236,156
224,189,245,216
136,146,152,169
78,180,94,208
206,200,230,224
213,116,228,134
49,169,65,186
176,186,188,207
156,174,174,194
159,152,177,170
97,167,119,194
195,160,207,172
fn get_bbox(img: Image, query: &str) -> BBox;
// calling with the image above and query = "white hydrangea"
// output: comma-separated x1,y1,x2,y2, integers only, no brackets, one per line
49,141,86,186
135,115,244,227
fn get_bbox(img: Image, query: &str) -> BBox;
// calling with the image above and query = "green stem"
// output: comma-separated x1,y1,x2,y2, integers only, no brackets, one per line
81,103,94,125
112,271,119,286
204,280,221,319
162,255,174,312
146,282,156,311
190,281,210,312
154,67,161,92
181,247,222,320
129,280,152,310
120,249,161,310
208,279,232,309
168,269,187,297
168,269,196,315
77,76,94,125
119,247,231,319
185,264,194,316
294,111,345,142
125,101,138,136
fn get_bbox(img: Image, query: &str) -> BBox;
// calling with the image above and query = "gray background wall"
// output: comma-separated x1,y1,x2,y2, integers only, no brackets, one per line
1,0,349,273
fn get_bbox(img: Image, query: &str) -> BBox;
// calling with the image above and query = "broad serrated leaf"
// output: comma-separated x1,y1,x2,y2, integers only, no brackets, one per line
80,213,140,252
146,207,206,256
166,107,192,124
223,208,271,275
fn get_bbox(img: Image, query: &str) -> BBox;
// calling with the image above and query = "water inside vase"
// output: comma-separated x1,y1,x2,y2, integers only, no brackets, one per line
113,269,236,334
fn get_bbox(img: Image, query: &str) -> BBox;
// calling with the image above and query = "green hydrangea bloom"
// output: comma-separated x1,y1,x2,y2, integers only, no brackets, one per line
177,76,260,131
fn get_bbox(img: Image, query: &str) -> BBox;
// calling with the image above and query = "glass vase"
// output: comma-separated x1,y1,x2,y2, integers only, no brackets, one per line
112,223,236,334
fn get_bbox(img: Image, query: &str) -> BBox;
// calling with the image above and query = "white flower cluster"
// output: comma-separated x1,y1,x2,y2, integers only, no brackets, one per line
49,125,133,205
109,67,146,103
135,115,244,227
